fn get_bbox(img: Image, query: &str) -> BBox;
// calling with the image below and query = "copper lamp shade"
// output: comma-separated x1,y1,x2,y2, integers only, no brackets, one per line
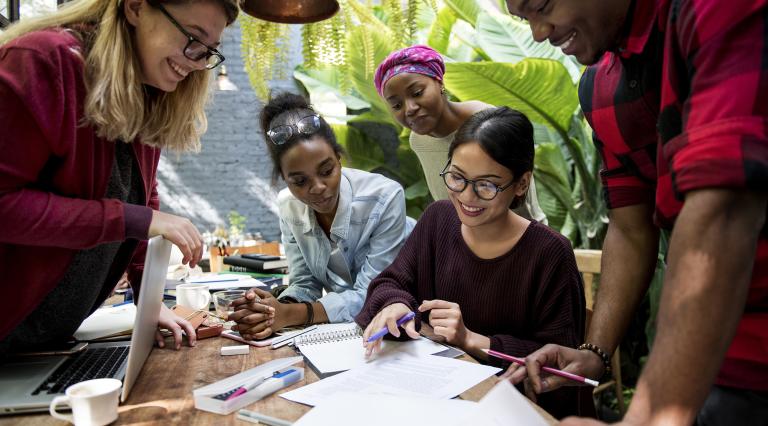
240,0,340,24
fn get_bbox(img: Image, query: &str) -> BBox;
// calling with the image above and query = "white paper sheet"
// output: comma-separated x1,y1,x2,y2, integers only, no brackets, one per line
453,379,550,426
293,392,479,426
280,354,500,407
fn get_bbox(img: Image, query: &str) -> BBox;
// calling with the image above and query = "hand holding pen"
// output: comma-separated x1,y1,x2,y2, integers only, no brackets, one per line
362,303,419,358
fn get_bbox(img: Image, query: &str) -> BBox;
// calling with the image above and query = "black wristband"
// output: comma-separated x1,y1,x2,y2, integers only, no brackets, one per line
301,301,314,328
577,343,612,376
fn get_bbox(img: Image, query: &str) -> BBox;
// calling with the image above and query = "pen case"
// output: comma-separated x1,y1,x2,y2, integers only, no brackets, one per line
193,356,303,415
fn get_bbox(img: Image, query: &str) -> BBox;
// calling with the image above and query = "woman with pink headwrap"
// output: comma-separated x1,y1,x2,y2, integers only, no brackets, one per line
374,44,546,223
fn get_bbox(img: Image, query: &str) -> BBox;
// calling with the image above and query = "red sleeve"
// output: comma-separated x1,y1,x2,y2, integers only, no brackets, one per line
0,37,138,249
662,0,768,194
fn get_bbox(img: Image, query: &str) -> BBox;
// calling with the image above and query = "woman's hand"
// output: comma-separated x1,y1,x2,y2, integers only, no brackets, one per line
229,288,277,340
362,303,419,357
155,304,197,350
418,299,469,347
148,210,203,268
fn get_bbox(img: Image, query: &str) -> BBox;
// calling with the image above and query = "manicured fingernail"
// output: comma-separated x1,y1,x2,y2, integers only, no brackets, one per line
540,380,548,392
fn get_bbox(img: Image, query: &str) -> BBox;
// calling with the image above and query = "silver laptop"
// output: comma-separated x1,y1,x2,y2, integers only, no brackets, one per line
0,236,172,414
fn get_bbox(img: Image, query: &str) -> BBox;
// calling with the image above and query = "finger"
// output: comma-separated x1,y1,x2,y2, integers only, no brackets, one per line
173,232,193,265
365,338,382,358
235,312,272,325
235,319,272,336
227,304,273,321
177,317,197,347
252,327,273,340
155,329,165,348
188,229,203,268
507,364,530,385
166,323,183,350
500,363,520,380
427,307,456,321
252,288,273,299
523,378,538,402
419,299,454,312
385,316,400,338
403,320,420,339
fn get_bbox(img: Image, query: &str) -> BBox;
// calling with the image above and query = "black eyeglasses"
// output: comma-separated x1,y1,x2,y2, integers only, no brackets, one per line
267,115,322,145
152,2,225,69
439,160,516,201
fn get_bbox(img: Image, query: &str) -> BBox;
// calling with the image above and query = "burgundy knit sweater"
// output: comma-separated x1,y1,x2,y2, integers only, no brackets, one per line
355,200,591,418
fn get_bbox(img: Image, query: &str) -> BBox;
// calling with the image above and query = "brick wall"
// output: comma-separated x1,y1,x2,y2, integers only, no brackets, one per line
157,21,303,241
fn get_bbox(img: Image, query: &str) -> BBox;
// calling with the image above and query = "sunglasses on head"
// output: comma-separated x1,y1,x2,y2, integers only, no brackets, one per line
267,115,322,145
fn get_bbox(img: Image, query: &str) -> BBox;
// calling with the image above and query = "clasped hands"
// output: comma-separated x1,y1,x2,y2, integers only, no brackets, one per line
228,288,279,340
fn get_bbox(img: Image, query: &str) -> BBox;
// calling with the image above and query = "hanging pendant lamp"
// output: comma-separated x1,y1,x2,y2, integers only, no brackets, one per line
239,0,340,24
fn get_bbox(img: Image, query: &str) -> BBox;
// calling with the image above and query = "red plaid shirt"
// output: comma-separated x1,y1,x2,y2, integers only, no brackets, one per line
580,0,768,391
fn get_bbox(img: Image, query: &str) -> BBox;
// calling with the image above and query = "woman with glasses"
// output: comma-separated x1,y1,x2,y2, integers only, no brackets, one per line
374,44,547,224
229,93,414,340
355,107,591,419
0,0,237,353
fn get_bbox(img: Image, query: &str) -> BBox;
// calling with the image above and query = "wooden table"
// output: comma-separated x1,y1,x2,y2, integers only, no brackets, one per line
0,336,557,425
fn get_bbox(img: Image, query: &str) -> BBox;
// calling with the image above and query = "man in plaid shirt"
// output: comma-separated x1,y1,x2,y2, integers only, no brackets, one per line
503,0,768,424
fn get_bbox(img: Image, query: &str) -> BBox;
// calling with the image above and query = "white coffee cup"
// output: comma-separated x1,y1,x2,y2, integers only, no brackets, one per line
49,378,122,426
176,283,211,310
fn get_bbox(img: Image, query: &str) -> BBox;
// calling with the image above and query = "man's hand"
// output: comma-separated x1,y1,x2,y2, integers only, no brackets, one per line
148,211,203,268
155,304,196,350
229,288,277,340
362,303,419,357
501,344,605,393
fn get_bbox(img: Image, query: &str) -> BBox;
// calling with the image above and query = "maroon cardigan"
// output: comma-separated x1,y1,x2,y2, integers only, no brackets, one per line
0,29,157,340
356,201,592,418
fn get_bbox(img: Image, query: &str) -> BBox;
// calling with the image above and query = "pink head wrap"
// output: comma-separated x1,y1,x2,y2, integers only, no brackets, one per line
374,45,445,97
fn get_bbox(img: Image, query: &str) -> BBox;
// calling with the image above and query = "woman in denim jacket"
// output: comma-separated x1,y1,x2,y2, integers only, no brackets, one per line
230,93,414,339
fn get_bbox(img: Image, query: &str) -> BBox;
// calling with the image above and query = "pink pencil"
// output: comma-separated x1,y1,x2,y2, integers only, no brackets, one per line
483,348,599,387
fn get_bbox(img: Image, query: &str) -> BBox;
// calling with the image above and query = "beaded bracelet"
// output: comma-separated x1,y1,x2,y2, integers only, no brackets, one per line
301,301,314,328
577,343,612,376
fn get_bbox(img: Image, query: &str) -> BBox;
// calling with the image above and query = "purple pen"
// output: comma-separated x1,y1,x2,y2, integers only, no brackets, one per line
365,311,416,343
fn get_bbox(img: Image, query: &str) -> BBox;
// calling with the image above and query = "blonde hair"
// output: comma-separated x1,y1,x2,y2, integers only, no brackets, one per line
0,0,238,152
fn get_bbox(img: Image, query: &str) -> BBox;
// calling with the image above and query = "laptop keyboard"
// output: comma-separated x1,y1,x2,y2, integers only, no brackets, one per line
32,346,129,395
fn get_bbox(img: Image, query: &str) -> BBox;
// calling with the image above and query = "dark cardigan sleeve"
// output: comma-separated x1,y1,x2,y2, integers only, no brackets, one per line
488,235,586,364
354,204,439,332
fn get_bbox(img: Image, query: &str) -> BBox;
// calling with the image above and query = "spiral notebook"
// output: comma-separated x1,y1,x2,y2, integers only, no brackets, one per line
294,323,447,377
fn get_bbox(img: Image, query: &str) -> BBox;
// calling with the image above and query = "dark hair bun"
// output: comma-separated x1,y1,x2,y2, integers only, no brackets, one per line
260,92,312,134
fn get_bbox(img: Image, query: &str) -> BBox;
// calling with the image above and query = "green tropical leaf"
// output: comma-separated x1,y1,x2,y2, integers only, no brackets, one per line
405,178,430,199
444,60,578,134
427,7,458,54
534,142,574,231
331,124,386,172
443,0,481,27
293,68,371,111
347,26,400,120
476,10,583,82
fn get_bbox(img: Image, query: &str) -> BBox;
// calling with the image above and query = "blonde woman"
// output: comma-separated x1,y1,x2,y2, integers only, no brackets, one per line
0,0,238,354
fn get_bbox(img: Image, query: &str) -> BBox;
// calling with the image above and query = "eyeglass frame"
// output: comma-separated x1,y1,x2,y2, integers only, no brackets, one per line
267,115,323,145
439,159,517,201
151,2,225,69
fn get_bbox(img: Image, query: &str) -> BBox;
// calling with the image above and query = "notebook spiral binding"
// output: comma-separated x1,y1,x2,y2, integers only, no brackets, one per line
294,327,362,345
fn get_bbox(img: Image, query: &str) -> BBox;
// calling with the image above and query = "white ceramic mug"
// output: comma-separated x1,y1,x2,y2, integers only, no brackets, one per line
49,378,121,426
176,283,211,310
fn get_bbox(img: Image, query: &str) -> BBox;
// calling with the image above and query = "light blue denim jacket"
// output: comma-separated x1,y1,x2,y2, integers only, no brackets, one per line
277,168,415,323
